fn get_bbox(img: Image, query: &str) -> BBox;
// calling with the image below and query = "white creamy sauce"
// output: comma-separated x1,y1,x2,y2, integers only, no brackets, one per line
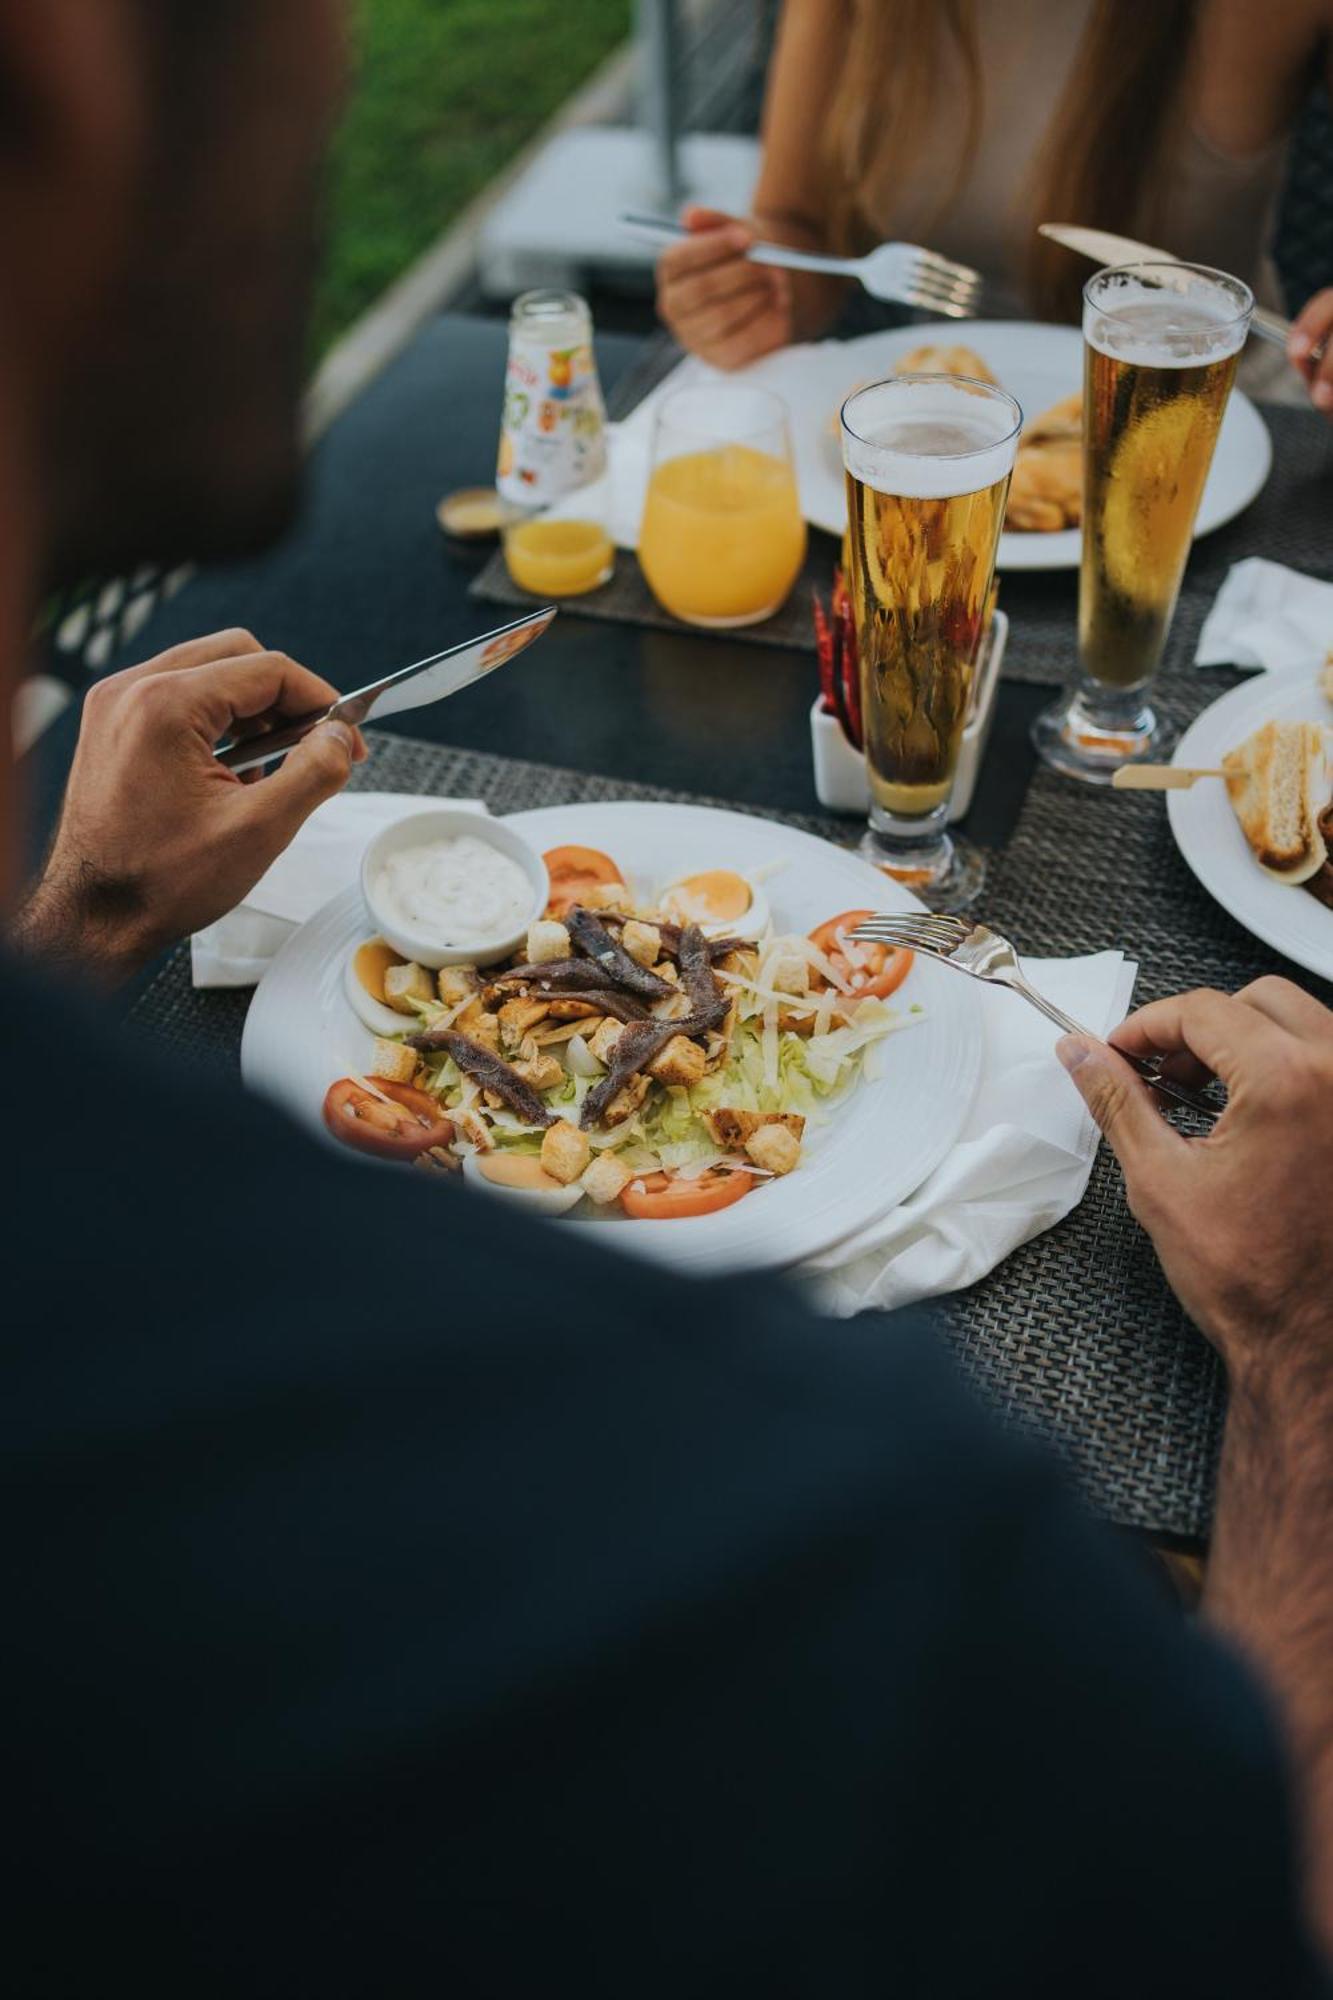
375,835,532,942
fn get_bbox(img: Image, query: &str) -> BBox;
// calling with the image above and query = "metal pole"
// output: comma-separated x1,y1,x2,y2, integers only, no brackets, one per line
637,0,684,207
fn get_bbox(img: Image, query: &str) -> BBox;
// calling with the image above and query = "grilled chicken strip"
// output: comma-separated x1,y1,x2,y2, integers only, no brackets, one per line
404,1030,557,1128
566,905,673,1000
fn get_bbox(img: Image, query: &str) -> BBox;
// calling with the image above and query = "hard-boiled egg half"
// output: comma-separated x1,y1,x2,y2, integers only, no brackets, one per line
344,935,424,1038
658,868,768,943
462,1149,583,1216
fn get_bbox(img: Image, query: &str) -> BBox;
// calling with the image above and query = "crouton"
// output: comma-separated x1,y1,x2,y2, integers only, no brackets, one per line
648,1034,707,1087
456,999,501,1052
513,1050,564,1093
369,1037,418,1086
769,953,810,997
656,961,680,985
704,1108,805,1150
744,1123,802,1176
532,1019,585,1046
653,989,694,1022
587,1017,625,1066
383,961,435,1014
604,1074,652,1126
541,1120,591,1186
579,881,634,915
526,918,571,965
498,995,549,1051
621,920,662,968
547,998,601,1021
437,965,480,1007
457,1105,493,1152
581,1152,634,1204
717,947,758,982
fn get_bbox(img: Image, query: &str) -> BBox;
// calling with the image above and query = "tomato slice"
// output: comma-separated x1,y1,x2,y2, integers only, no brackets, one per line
807,909,913,1002
323,1077,455,1163
543,844,624,918
619,1168,755,1220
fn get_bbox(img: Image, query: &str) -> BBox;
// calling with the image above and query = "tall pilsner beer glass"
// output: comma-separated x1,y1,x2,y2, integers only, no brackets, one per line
1034,262,1253,783
841,375,1021,907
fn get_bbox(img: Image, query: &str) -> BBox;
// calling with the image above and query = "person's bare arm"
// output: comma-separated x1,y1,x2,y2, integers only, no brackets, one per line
1192,0,1333,416
655,0,850,366
749,0,853,336
10,630,366,983
1058,979,1333,1961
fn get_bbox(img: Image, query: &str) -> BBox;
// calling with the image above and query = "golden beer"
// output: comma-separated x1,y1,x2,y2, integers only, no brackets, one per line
841,376,1021,904
847,452,1010,814
1034,263,1252,785
1080,305,1240,689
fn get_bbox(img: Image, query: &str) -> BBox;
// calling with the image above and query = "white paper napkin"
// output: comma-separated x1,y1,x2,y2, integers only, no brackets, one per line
1195,557,1333,674
803,950,1137,1317
191,792,487,988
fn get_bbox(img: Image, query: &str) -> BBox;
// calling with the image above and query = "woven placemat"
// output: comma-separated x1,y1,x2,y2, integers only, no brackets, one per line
127,690,1333,1542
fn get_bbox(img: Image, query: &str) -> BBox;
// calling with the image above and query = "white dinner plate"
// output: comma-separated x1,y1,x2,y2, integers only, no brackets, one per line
806,321,1272,570
241,801,982,1276
1168,669,1333,983
615,321,1272,576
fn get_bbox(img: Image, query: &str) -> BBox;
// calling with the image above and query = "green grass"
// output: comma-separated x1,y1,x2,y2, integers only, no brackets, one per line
314,0,632,355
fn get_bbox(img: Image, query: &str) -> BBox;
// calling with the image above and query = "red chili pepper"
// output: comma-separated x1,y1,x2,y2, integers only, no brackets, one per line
812,591,837,714
837,592,863,750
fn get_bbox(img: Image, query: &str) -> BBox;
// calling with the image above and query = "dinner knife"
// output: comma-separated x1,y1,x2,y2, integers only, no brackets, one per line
1037,223,1292,350
215,606,557,774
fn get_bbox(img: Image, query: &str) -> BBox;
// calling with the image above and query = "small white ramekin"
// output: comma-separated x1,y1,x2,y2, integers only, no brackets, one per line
360,807,548,969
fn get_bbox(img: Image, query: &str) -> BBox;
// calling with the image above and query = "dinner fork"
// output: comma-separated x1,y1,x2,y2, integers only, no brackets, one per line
619,213,982,319
852,913,1222,1124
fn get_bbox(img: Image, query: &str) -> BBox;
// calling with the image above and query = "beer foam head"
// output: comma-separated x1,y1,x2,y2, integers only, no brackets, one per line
841,376,1022,499
1083,263,1253,369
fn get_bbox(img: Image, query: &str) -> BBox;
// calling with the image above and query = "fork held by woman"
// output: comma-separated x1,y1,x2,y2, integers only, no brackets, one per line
629,206,982,370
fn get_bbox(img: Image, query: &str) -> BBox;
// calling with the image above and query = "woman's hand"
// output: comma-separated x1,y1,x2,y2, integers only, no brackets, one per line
12,629,367,982
1287,289,1333,417
656,205,794,369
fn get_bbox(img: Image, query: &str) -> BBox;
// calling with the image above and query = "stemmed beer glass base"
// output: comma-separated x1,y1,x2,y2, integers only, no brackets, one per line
857,824,986,912
1031,689,1176,786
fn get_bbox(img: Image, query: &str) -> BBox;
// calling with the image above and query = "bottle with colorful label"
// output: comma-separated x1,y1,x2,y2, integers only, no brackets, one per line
498,289,614,598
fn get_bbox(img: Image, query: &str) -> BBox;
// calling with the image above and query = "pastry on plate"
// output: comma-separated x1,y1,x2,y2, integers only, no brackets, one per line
1003,391,1084,531
892,343,998,385
1023,391,1082,445
1005,437,1081,532
1222,719,1332,884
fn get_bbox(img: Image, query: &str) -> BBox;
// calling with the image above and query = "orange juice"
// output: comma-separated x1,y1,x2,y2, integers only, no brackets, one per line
503,517,614,597
639,444,807,626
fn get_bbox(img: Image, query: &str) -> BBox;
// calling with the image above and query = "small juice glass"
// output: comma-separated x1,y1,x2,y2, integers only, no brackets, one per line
639,386,807,627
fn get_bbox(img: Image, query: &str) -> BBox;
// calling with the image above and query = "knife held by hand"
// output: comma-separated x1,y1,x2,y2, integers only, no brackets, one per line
215,606,556,774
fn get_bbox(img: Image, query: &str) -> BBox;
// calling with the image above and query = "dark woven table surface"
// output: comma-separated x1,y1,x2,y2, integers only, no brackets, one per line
127,675,1331,1546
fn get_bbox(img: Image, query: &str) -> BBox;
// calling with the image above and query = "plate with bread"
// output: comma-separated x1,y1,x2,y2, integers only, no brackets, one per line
810,320,1271,572
1168,663,1333,982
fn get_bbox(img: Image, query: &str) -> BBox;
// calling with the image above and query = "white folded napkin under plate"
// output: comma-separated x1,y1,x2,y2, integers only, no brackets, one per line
803,950,1137,1317
191,792,487,987
1195,556,1333,674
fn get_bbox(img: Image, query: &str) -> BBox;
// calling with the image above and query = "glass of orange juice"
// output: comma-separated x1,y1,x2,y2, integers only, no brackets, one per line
638,386,807,626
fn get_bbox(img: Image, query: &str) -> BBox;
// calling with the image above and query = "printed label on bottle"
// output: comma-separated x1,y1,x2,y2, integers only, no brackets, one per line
497,335,608,506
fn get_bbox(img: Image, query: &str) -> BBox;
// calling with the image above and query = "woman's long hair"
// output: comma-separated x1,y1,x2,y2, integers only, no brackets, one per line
822,0,1199,320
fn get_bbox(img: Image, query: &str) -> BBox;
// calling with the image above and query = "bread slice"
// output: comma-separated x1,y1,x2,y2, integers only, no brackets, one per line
1222,720,1331,884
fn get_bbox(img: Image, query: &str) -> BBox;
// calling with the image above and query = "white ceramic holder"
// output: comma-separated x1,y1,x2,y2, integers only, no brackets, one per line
809,608,1008,822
